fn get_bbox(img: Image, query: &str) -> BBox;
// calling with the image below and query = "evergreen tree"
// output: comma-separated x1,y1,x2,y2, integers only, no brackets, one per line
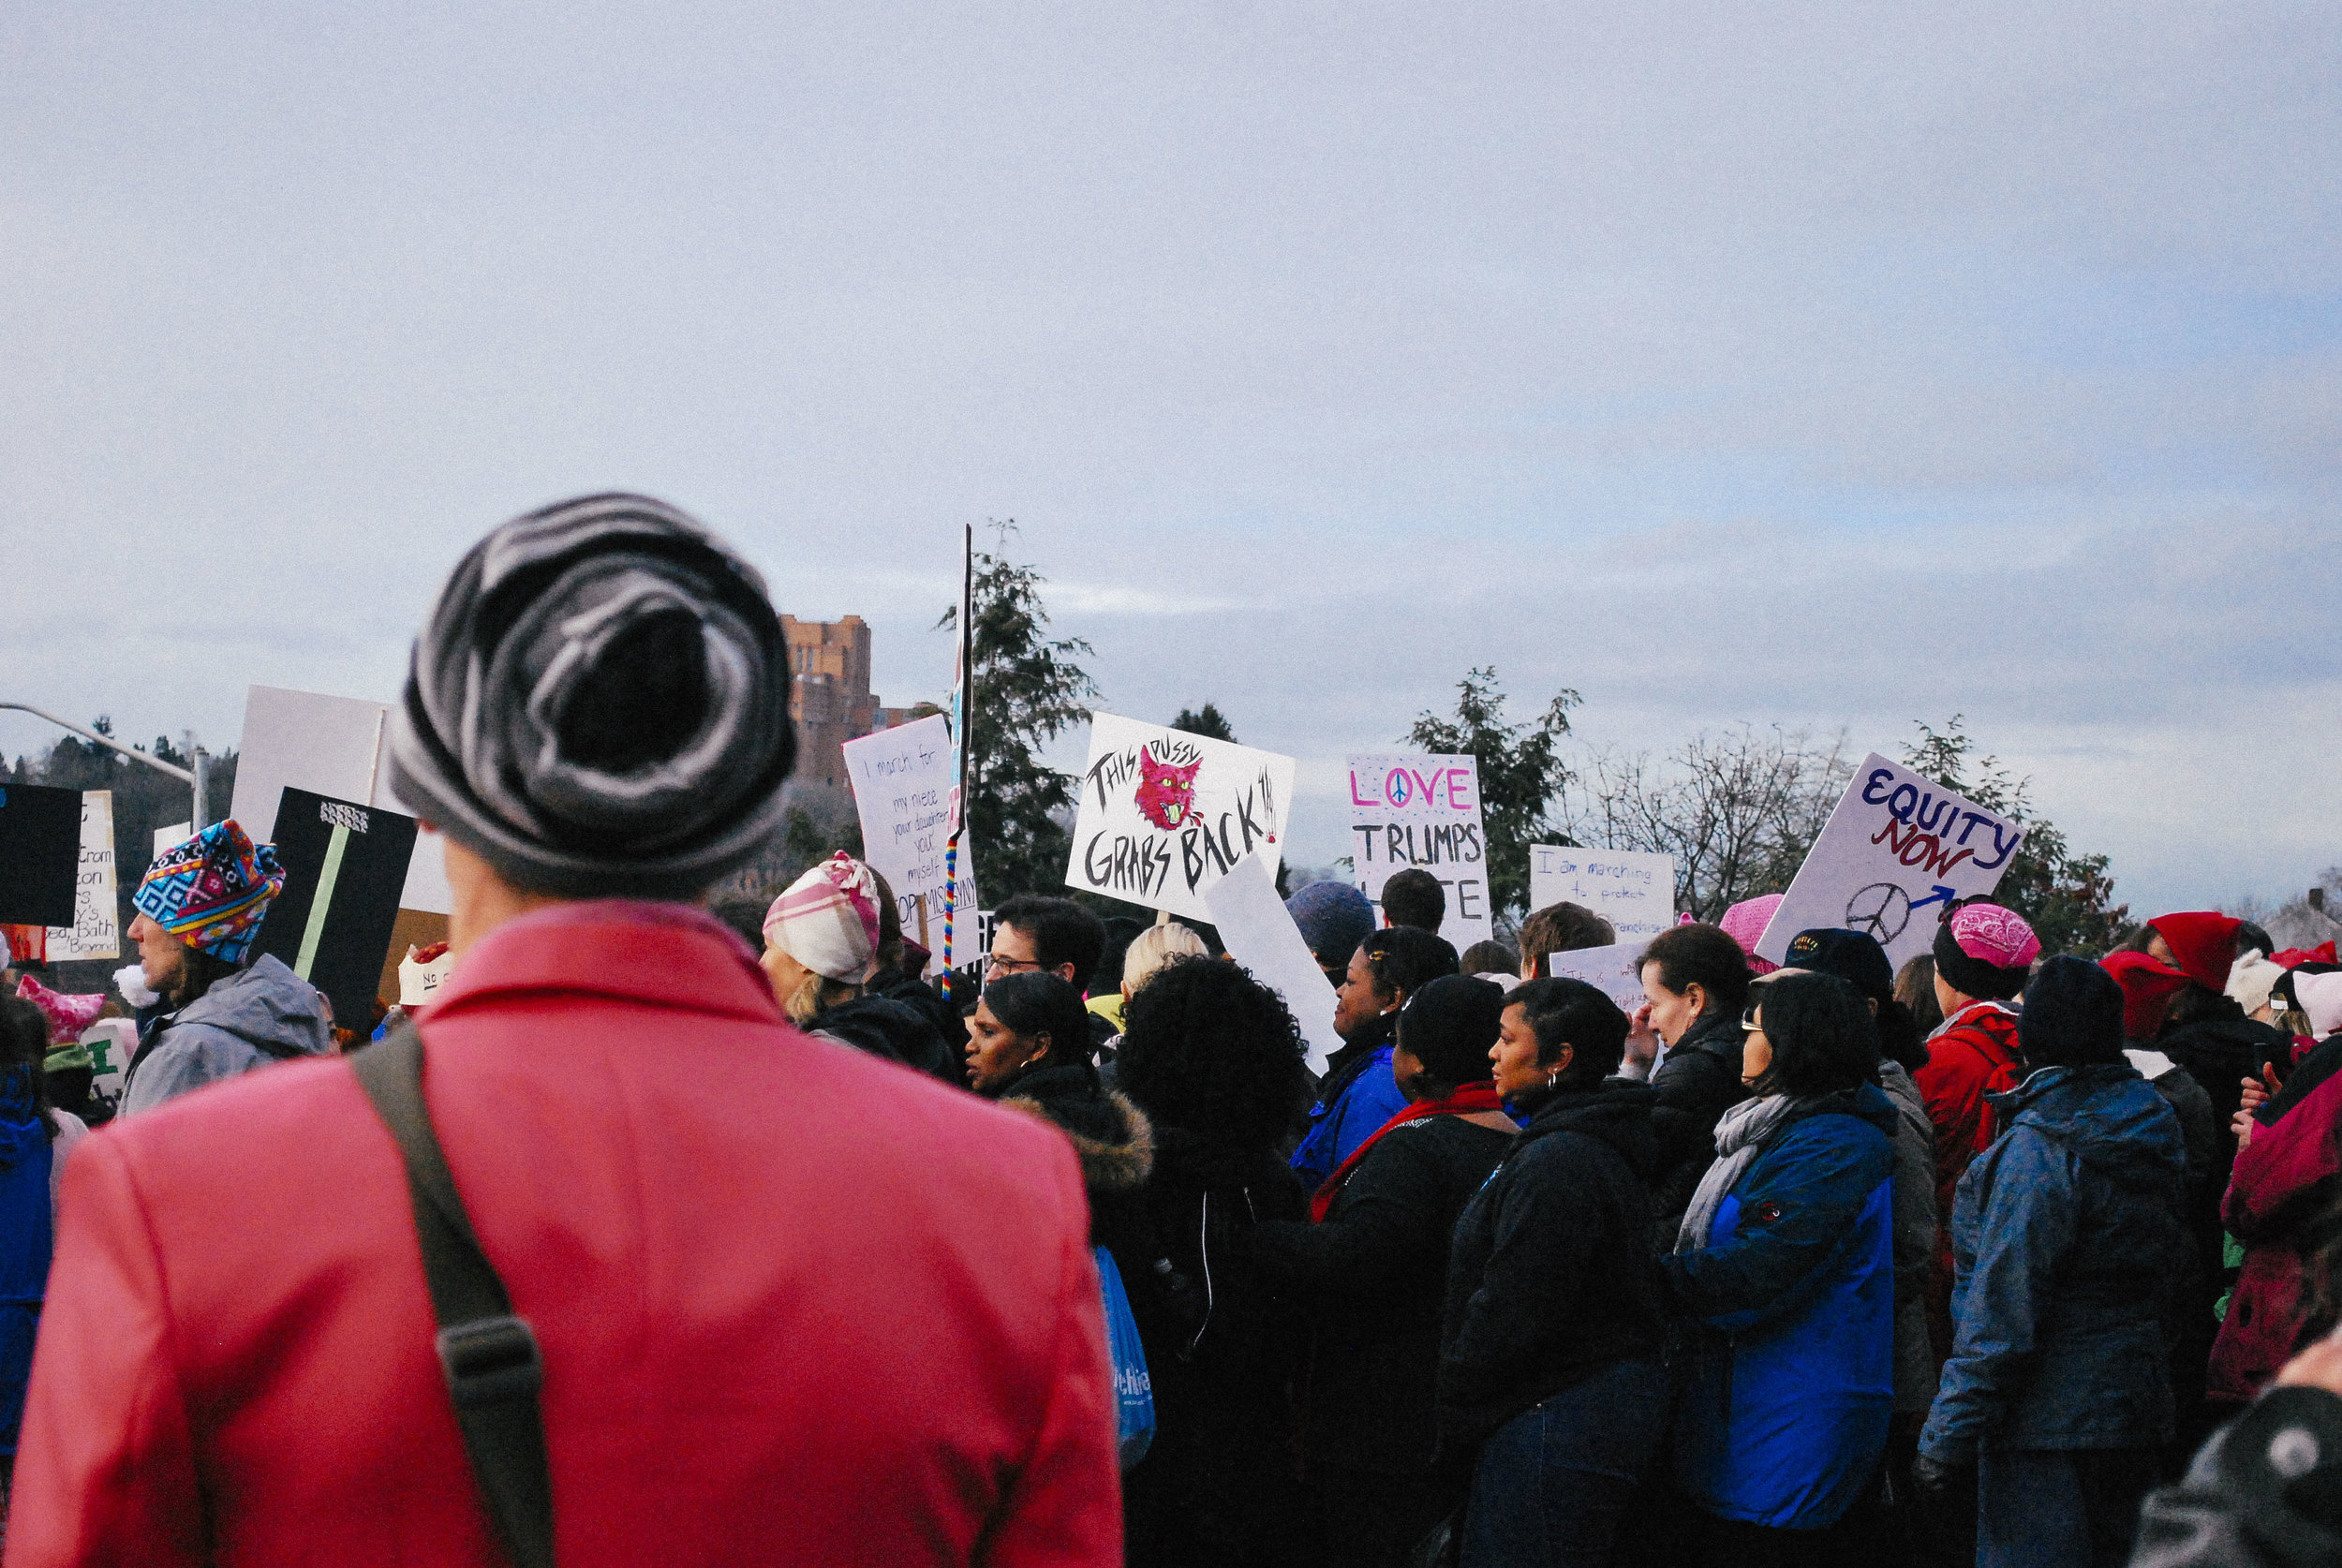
940,527,1099,902
1902,716,2128,957
1169,703,1237,743
1406,668,1579,922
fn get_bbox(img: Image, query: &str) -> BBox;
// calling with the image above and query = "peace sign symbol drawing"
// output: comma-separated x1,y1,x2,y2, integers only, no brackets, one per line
1845,882,1912,946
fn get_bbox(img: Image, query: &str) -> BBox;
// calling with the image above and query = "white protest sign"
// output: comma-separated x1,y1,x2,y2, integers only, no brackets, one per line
1529,846,1676,944
1756,752,2025,969
80,1018,136,1120
1066,713,1295,923
1346,753,1492,951
841,715,976,957
1548,942,1650,1013
1206,851,1345,1074
154,822,193,858
44,791,118,960
230,685,451,915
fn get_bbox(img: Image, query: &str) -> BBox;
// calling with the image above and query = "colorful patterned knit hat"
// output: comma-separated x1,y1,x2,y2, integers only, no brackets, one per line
132,820,286,964
762,853,882,984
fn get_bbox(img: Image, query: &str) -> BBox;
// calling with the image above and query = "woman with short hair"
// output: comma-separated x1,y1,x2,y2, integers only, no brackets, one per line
1662,970,1899,1564
1638,922,1757,1241
1439,978,1669,1568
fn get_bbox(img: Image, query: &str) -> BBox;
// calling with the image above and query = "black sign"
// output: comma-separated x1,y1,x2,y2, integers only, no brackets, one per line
0,783,82,927
254,788,418,1033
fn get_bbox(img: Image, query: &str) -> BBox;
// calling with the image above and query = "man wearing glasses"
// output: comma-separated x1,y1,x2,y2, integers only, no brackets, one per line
986,895,1115,1058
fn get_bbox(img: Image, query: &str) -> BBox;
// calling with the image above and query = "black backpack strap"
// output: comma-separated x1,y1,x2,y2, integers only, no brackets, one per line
350,1026,556,1568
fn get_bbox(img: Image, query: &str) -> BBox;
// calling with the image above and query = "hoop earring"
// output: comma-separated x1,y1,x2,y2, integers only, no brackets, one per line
1546,1068,1560,1088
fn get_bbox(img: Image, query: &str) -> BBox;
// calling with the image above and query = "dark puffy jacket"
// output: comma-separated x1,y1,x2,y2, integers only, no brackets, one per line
1920,1062,2187,1462
1663,1084,1897,1531
866,966,967,1069
2208,1068,2342,1405
998,1061,1155,1272
1441,1084,1668,1452
1122,1129,1311,1568
2131,1386,2342,1568
809,995,959,1083
1647,1010,1752,1244
1252,1114,1513,1473
2162,1007,2289,1190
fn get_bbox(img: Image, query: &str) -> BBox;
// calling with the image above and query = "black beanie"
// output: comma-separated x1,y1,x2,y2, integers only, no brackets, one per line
1784,927,1894,1005
2018,955,2127,1068
1396,974,1505,1086
1934,920,2029,1001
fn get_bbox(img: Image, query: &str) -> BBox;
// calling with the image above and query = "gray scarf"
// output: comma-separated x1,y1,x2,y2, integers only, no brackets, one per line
383,494,796,899
1673,1092,1804,1255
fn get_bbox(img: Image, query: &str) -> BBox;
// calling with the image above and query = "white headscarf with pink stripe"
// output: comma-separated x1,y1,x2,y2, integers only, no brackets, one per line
762,853,882,984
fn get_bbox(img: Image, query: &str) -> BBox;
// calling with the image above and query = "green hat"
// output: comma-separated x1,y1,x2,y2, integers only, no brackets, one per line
42,1042,94,1074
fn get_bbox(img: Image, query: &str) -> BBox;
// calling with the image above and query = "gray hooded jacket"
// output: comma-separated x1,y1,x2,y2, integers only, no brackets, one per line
121,955,330,1117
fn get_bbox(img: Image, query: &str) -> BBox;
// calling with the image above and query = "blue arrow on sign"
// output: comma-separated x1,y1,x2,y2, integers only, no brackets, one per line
1910,884,1957,914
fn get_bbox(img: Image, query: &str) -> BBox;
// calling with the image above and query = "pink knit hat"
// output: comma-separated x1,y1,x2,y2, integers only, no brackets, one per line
16,975,106,1045
1946,903,2041,970
1720,895,1784,976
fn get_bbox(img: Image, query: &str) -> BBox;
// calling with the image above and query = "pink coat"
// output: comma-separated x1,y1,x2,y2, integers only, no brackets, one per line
7,901,1119,1567
2208,1066,2342,1404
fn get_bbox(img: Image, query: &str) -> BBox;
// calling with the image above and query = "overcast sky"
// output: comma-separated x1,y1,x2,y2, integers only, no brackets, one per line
5,2,2336,916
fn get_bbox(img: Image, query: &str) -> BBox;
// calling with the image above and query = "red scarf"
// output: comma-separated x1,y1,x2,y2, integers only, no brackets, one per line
1311,1083,1506,1222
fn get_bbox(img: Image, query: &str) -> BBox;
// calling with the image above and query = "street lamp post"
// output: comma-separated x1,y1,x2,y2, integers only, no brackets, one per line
0,703,208,829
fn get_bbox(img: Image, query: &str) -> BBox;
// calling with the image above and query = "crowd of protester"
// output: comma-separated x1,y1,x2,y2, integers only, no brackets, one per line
0,493,2339,1567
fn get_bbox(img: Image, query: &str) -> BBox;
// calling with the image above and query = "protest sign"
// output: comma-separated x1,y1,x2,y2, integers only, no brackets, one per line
1528,846,1677,945
1548,941,1651,1013
154,822,193,858
1346,753,1491,951
44,791,119,960
1066,714,1295,923
253,788,419,1035
1205,852,1344,1073
1756,752,2025,968
841,715,975,961
80,1018,136,1120
0,782,83,927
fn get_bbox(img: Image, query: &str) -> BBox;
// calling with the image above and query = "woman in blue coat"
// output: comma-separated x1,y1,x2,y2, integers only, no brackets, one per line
1660,969,1898,1564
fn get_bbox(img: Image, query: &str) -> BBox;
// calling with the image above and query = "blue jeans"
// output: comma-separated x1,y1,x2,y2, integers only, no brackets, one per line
1977,1448,2157,1568
1462,1359,1671,1568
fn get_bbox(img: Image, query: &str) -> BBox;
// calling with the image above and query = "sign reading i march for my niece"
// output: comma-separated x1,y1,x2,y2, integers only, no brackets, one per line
841,716,974,954
1065,713,1296,923
1345,753,1491,951
1756,752,2025,969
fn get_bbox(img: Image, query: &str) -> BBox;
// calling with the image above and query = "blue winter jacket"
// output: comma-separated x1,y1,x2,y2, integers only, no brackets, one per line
1918,1061,2186,1464
1291,1045,1409,1193
1662,1083,1898,1531
0,1071,53,1455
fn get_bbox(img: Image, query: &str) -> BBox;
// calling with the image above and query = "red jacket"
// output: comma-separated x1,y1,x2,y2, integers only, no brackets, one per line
1914,1000,2023,1358
2208,1068,2342,1404
7,901,1119,1568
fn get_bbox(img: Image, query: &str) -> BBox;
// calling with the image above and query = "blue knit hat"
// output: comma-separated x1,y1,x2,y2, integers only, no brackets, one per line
1286,880,1375,968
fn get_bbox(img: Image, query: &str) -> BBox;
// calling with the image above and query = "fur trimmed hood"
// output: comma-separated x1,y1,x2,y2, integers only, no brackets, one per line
1002,1081,1155,1197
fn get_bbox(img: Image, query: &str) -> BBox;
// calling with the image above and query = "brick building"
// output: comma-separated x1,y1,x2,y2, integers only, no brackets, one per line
780,614,923,788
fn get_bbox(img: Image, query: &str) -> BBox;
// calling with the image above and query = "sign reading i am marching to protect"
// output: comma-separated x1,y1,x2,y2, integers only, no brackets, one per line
1756,753,2025,969
841,715,975,955
1346,753,1491,952
253,789,419,1035
1066,714,1295,923
1529,846,1676,944
44,791,119,961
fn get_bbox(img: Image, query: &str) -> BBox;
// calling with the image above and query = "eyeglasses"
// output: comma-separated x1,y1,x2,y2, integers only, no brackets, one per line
985,954,1045,977
1742,1003,1765,1033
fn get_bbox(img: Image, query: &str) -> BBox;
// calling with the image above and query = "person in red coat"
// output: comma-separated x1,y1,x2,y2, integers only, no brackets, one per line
1912,900,2039,1361
7,495,1119,1568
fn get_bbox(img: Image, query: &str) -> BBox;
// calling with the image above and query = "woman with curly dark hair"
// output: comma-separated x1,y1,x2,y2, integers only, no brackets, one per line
1115,955,1314,1568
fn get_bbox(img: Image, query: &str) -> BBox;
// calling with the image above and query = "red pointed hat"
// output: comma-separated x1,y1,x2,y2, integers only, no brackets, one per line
2147,911,2243,990
2102,951,2191,1043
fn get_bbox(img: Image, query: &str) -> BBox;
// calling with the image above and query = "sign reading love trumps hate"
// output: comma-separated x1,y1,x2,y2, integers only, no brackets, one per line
1346,753,1491,951
1065,713,1295,923
1756,752,2025,969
